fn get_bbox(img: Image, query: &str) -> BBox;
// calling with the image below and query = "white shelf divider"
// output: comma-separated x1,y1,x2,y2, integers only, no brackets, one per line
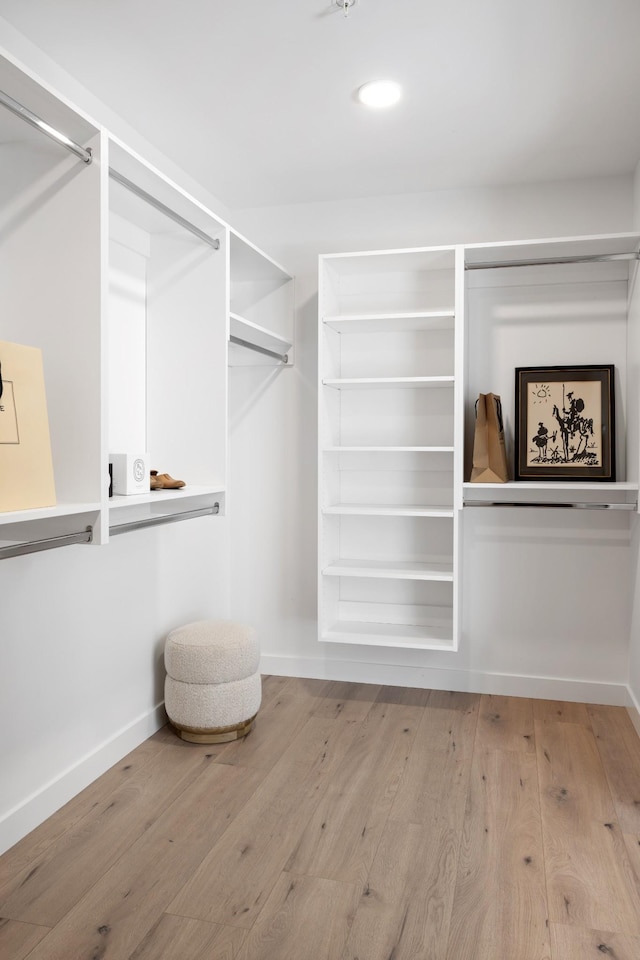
323,503,455,517
323,559,454,581
322,376,455,390
323,310,455,333
324,446,455,453
320,620,454,650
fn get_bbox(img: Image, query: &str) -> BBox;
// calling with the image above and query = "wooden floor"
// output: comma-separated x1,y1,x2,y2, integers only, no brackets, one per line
2,678,640,960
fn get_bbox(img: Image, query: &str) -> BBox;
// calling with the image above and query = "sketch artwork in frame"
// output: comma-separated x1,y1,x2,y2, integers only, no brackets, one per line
515,365,615,481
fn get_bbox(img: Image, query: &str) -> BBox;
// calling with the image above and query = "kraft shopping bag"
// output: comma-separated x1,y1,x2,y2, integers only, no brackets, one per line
470,392,509,483
0,340,56,511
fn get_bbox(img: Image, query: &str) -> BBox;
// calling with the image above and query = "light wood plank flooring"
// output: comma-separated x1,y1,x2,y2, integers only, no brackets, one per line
1,677,640,959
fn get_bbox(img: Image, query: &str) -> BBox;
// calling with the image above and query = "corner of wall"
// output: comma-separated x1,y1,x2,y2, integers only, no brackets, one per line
634,159,640,229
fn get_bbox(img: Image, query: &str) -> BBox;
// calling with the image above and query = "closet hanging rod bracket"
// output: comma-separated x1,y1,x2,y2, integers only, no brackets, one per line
0,89,92,163
109,504,219,537
229,334,289,364
109,169,220,249
0,526,93,560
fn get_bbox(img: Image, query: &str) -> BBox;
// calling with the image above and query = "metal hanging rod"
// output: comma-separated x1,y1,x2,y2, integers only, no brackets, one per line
465,251,640,271
229,334,289,364
0,526,93,561
109,169,220,249
0,89,92,163
109,504,219,537
464,500,636,511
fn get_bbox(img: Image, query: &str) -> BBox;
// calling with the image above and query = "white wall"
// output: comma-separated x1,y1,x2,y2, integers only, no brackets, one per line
230,176,637,703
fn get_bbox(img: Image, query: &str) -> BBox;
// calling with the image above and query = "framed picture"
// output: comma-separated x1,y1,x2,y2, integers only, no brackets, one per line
515,365,615,481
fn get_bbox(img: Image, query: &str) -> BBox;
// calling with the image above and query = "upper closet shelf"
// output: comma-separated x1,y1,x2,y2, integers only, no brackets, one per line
323,310,454,333
323,376,454,389
229,313,292,365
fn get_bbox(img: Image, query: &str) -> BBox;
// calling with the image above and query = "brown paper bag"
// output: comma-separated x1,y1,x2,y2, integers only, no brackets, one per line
0,341,56,511
470,392,509,483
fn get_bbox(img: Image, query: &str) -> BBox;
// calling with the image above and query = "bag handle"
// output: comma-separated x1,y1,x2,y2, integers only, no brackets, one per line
493,395,503,430
0,360,3,401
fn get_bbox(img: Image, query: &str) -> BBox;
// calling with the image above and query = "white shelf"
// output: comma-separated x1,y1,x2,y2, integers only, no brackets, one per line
323,376,454,390
323,503,454,517
324,446,455,453
230,230,291,285
320,620,455,651
462,481,638,509
463,481,638,491
323,310,454,333
0,502,101,525
109,484,224,512
323,559,454,581
229,312,292,359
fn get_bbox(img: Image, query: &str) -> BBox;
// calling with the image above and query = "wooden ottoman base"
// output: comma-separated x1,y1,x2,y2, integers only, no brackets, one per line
171,714,256,744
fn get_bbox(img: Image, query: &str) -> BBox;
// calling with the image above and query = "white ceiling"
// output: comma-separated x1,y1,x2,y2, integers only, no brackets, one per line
1,0,639,210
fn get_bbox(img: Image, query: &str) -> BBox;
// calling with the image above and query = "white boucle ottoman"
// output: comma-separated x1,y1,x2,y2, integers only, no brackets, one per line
164,620,261,743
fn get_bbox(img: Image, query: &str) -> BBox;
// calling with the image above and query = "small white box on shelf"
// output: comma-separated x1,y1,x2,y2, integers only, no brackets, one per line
110,453,149,495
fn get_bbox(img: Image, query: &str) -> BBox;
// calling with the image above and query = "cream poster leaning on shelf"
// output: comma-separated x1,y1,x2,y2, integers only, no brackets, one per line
0,341,56,511
515,364,615,481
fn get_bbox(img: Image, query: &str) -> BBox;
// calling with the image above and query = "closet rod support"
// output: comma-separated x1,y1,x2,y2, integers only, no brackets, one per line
465,251,640,271
0,90,92,163
464,500,637,511
0,527,93,560
229,334,289,364
109,170,220,249
109,504,219,537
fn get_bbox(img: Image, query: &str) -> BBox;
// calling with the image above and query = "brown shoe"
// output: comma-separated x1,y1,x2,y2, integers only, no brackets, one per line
155,472,185,489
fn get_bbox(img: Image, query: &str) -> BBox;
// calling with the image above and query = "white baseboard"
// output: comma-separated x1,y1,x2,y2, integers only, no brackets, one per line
0,703,167,857
260,654,630,706
626,684,640,737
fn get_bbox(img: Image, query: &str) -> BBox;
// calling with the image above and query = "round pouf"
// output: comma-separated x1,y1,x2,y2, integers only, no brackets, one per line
164,620,261,743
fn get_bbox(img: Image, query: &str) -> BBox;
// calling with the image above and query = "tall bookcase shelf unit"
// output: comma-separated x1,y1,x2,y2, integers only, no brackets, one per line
0,54,103,549
229,230,294,366
107,141,228,533
318,248,462,651
462,233,640,510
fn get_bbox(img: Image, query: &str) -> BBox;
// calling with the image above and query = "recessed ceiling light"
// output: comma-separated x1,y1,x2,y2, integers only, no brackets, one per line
357,79,402,109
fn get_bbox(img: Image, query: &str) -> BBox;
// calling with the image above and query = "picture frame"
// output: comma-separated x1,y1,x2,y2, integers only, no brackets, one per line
514,364,615,481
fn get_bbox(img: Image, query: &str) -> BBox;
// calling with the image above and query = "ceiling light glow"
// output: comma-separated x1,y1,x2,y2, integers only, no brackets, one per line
357,79,402,109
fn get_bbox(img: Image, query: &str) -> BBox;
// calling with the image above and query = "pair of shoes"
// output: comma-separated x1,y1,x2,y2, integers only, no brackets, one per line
150,470,186,490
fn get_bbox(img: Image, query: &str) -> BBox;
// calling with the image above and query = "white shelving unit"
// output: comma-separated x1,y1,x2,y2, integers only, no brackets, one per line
228,230,294,366
318,233,640,655
107,140,228,535
463,233,640,509
318,247,462,651
0,52,293,557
